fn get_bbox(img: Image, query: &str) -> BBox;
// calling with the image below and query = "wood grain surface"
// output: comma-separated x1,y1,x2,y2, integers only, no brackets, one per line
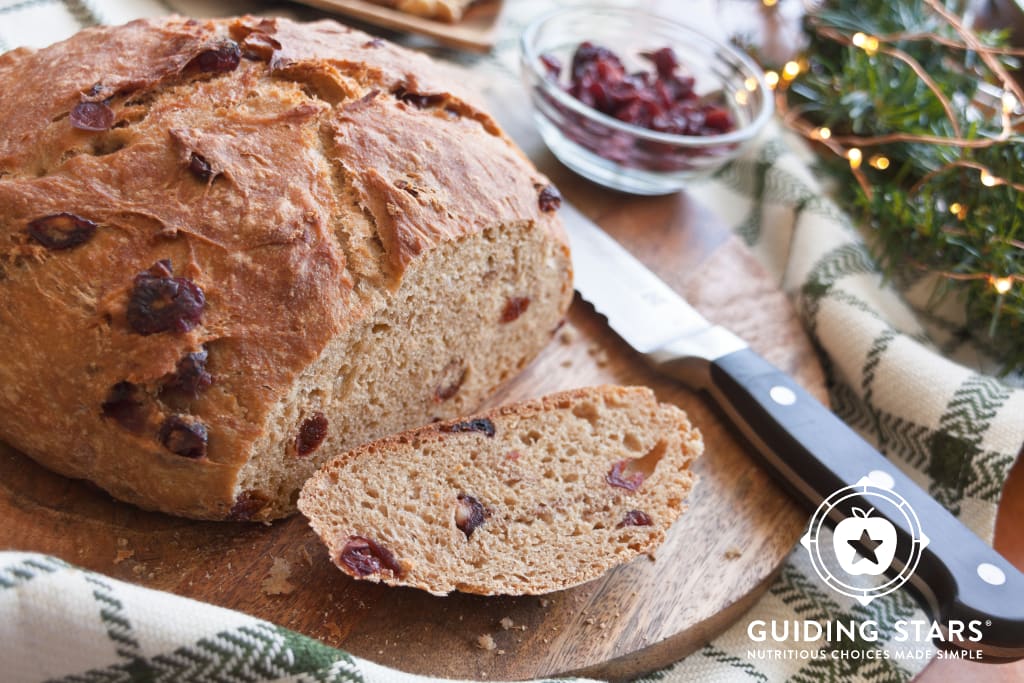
294,0,504,52
0,174,826,680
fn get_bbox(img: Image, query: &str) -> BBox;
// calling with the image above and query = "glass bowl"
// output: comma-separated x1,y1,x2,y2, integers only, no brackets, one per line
519,7,774,195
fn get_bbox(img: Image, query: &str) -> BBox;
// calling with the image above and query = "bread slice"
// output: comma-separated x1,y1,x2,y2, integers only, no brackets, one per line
298,386,702,595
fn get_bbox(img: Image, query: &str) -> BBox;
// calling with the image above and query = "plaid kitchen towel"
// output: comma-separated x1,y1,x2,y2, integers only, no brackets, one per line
1,1,1022,682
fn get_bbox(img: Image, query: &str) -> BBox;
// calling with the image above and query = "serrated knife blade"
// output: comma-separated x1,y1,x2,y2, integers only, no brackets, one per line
562,202,1024,659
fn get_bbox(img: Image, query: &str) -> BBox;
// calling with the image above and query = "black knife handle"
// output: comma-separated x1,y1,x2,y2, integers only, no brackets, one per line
705,347,1024,658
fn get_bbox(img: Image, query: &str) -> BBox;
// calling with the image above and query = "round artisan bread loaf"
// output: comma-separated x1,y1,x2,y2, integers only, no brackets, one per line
0,16,572,520
298,385,702,595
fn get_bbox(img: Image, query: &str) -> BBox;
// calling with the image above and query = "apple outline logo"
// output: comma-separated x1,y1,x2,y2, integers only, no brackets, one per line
801,477,929,606
832,506,898,576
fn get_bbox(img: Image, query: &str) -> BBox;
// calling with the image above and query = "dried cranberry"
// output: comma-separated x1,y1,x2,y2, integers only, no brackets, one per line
547,41,736,167
70,101,114,132
434,359,467,402
616,510,652,528
188,153,215,182
101,381,147,431
295,412,328,457
229,490,269,521
158,415,208,459
455,494,487,539
501,297,531,323
393,86,445,109
606,460,644,491
239,32,281,61
440,418,495,438
26,213,97,250
186,40,241,73
164,348,213,397
126,261,205,335
540,53,562,80
339,536,403,577
641,47,680,79
538,185,561,213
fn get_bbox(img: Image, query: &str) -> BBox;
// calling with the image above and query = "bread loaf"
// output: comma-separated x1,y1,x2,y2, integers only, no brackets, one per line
0,16,572,520
298,386,702,595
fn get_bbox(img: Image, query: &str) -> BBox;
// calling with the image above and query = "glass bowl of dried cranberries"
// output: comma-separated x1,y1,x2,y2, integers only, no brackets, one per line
520,7,773,195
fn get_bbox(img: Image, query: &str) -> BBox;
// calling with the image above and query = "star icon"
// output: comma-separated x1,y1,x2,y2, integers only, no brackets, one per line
848,529,883,565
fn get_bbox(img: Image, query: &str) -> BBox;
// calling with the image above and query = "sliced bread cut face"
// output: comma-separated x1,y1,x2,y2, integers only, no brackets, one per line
298,385,703,596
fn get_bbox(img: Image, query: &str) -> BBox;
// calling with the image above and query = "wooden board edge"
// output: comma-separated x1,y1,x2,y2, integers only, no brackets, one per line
566,565,784,682
296,0,504,52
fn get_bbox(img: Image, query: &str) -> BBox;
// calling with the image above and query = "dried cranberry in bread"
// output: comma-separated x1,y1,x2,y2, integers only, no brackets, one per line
0,16,572,520
298,386,702,595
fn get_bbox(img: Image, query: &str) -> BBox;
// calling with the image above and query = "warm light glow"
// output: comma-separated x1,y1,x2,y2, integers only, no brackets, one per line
745,76,759,92
763,0,779,6
765,70,780,89
782,61,801,81
949,202,964,218
992,277,1013,294
852,32,879,56
735,89,750,106
847,148,863,170
816,126,832,140
981,169,998,187
869,155,890,170
1002,91,1018,115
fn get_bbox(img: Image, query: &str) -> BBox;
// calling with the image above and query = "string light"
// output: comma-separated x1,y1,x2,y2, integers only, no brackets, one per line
744,76,759,92
852,32,880,56
782,61,801,80
980,169,998,187
762,0,779,6
949,202,968,220
847,148,863,170
735,89,750,105
1002,92,1018,115
992,277,1013,294
869,155,890,170
764,70,780,89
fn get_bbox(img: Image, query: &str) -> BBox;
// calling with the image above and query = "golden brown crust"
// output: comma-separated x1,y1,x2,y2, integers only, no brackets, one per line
0,16,567,519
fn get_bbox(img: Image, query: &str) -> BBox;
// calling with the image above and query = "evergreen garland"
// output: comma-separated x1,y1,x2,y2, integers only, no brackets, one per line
773,0,1024,374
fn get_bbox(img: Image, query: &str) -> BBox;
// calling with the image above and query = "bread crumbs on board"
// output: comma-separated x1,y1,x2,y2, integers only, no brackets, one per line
262,556,295,596
476,634,496,651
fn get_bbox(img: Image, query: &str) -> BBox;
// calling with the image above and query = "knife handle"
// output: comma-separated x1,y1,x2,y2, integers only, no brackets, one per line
673,346,1024,658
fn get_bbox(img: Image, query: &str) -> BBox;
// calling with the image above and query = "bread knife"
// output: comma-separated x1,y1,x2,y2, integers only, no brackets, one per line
561,201,1024,659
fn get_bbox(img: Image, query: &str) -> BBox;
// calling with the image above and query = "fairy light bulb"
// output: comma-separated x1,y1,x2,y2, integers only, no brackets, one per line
765,70,780,89
782,61,801,81
816,126,832,140
852,32,879,56
847,148,863,170
1002,91,1017,115
949,202,968,220
980,169,998,187
992,277,1013,294
869,155,890,170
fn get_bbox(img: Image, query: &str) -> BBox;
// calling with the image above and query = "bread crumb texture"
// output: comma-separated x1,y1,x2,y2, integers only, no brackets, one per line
0,16,571,520
299,385,702,596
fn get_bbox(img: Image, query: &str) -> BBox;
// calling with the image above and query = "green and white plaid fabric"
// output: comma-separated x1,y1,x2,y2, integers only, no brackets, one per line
1,1,1022,682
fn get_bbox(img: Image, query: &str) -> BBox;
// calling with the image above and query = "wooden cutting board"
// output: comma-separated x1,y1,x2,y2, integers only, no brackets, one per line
0,64,826,682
